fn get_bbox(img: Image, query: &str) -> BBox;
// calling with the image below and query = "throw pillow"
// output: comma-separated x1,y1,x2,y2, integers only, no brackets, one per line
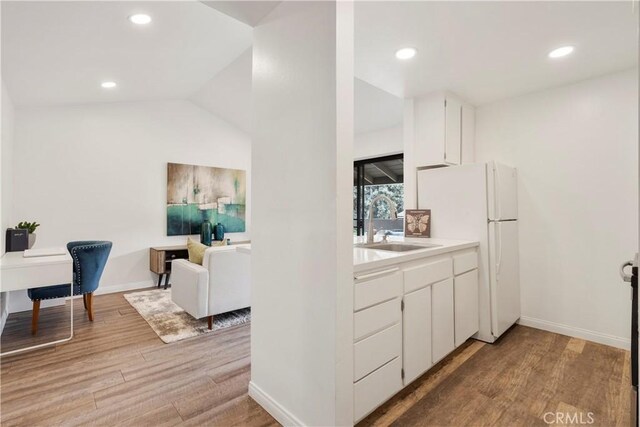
187,237,207,265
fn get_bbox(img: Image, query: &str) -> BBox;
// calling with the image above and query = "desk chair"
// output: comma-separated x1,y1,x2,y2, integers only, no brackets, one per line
28,241,112,335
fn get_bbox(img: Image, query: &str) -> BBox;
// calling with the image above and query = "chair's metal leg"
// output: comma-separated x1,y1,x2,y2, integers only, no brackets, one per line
1,282,74,357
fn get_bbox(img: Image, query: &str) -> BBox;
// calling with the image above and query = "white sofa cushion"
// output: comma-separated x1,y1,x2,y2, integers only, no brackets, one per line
170,244,251,320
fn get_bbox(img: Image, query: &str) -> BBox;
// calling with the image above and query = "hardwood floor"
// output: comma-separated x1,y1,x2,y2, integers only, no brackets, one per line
1,292,631,426
359,326,630,427
0,292,277,427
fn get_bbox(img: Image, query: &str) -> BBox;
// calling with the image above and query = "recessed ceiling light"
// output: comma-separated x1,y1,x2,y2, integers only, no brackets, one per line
548,46,574,59
101,81,117,89
395,47,417,60
129,14,152,25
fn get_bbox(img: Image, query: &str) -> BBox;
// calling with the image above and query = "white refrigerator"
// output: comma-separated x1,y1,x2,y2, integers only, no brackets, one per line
417,162,520,343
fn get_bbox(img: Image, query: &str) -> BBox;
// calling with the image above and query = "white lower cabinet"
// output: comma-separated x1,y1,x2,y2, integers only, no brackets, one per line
454,269,479,347
354,298,401,342
353,248,478,423
353,270,403,422
431,277,455,364
353,357,403,422
402,286,431,385
354,323,402,382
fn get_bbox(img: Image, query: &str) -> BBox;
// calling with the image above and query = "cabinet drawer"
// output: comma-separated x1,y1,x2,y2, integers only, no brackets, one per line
354,270,402,311
404,258,452,294
453,251,478,275
354,298,401,342
354,323,401,382
354,357,402,423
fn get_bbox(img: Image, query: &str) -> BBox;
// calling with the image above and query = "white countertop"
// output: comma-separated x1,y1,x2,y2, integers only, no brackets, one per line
353,236,479,273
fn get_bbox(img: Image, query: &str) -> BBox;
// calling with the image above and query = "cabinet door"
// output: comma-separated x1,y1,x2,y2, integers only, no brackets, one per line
403,286,431,385
444,98,462,165
454,269,479,347
432,278,455,363
461,103,475,164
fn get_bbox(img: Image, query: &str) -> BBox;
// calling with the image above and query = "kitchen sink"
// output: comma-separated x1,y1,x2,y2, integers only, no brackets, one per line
356,243,440,252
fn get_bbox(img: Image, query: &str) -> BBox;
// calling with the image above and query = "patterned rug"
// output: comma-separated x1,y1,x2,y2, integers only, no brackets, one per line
123,288,250,344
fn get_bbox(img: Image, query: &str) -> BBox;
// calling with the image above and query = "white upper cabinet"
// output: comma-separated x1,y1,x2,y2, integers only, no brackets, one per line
461,103,475,164
411,91,475,168
444,97,462,165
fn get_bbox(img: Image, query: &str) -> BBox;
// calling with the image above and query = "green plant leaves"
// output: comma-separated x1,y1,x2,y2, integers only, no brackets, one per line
15,221,40,234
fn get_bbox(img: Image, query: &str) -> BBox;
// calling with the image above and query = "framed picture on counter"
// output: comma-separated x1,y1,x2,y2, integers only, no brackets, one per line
405,209,431,238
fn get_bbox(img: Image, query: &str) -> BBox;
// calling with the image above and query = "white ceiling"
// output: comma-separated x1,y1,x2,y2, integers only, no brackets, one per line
201,1,281,27
355,79,403,134
355,1,638,105
191,48,253,132
1,1,252,107
190,54,403,134
3,1,636,131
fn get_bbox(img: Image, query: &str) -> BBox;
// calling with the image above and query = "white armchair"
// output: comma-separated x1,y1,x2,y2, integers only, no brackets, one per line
170,244,250,329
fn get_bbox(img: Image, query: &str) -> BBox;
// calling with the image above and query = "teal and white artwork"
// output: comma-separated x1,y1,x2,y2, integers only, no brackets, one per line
166,162,246,236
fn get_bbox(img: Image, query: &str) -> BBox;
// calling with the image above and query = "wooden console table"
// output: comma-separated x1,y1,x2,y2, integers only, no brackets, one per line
149,245,188,289
150,241,250,289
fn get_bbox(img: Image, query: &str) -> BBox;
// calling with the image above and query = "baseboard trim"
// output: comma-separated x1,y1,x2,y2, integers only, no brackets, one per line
248,381,305,426
518,316,630,350
94,280,156,296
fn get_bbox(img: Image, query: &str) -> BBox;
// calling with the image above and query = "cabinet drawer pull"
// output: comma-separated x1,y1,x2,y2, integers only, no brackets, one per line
354,267,399,281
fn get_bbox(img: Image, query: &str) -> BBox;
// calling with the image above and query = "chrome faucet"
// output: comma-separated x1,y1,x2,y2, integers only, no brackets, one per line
367,194,398,244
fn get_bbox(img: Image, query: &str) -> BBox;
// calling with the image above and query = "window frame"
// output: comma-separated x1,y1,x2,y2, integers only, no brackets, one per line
353,153,404,236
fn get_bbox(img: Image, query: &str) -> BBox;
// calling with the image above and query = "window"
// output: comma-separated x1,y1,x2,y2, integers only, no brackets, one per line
353,154,404,237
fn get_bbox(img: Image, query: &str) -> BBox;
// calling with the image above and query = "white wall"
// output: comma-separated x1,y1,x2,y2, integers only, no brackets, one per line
403,98,417,210
476,68,638,348
250,1,353,425
1,80,15,331
10,99,251,311
354,125,402,160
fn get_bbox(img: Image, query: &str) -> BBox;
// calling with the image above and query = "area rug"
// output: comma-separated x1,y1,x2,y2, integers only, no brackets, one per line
123,289,250,344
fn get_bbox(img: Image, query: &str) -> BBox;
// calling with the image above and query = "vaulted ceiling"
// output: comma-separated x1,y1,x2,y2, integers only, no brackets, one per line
2,1,636,134
1,1,252,107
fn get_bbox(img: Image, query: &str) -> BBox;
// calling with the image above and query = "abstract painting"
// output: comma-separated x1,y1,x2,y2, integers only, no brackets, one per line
167,162,246,236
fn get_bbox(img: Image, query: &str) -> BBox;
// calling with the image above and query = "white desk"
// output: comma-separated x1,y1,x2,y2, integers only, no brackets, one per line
0,251,74,356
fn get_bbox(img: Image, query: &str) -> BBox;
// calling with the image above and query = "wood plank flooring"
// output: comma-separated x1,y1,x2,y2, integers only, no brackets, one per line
1,292,631,426
0,292,277,427
358,326,630,427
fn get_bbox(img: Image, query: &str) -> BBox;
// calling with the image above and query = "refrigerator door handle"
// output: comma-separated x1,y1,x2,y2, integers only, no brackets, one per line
494,164,501,220
496,222,503,279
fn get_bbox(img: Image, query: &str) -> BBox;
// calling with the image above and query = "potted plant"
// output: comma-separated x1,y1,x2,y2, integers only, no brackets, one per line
16,221,40,249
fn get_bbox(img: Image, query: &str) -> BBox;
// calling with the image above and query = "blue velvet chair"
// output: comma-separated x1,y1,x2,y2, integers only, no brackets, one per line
28,241,112,335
